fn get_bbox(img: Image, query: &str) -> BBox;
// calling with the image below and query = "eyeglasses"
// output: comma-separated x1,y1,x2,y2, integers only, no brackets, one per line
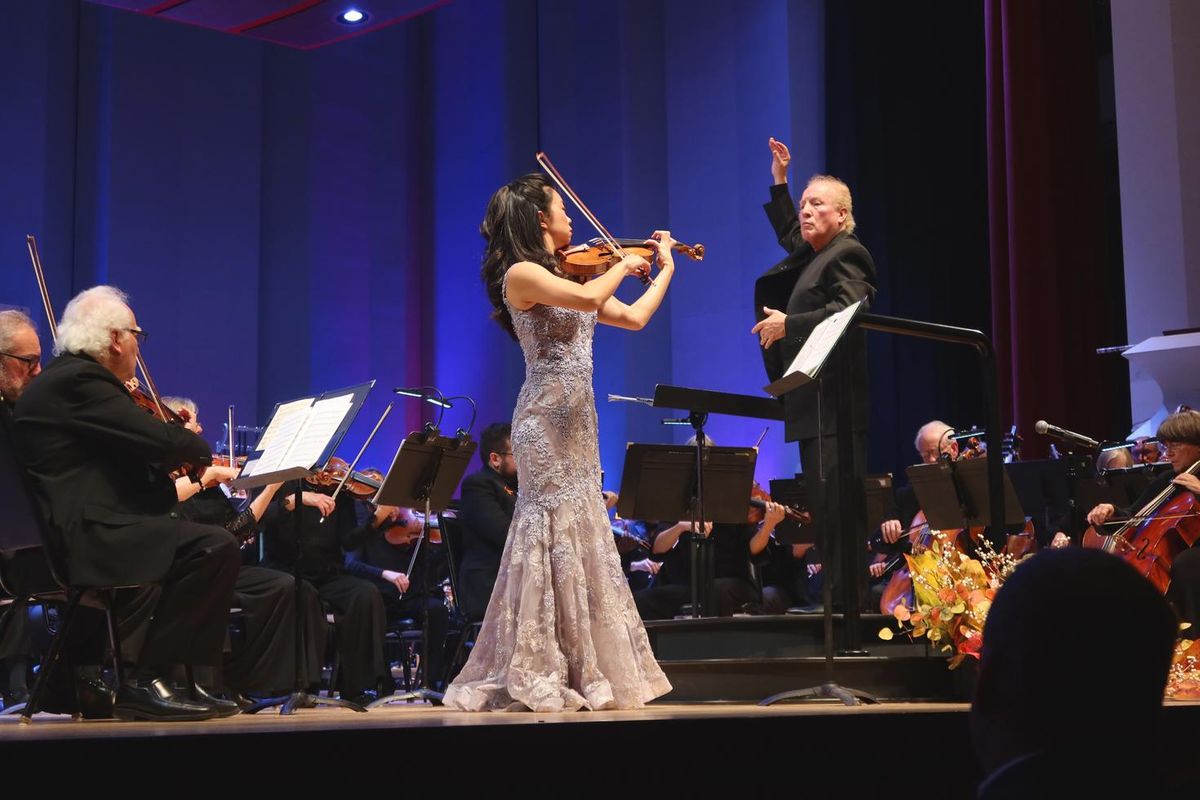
123,327,149,344
0,352,40,372
495,451,513,457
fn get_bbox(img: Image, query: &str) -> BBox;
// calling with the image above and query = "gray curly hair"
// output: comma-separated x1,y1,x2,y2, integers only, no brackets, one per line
55,286,134,359
0,309,37,351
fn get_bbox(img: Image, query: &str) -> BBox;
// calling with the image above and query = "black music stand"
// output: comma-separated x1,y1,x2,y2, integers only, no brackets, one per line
368,430,475,706
616,444,757,617
907,458,1026,536
237,382,374,716
642,384,784,617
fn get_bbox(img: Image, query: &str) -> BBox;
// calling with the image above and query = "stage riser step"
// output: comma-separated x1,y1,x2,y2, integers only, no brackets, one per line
644,614,930,661
657,657,968,702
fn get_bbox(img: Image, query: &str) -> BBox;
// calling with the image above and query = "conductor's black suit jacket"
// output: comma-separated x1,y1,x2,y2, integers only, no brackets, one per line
13,352,214,587
754,183,877,442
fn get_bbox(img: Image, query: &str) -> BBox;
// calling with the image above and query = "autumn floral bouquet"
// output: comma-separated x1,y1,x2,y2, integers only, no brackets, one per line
1166,631,1200,701
878,531,1031,669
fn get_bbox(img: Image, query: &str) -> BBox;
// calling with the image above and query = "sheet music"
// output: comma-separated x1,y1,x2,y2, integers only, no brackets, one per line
279,393,355,470
243,398,313,476
785,300,863,379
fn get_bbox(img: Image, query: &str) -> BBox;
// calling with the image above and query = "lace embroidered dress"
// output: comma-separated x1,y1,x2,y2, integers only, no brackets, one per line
443,281,672,711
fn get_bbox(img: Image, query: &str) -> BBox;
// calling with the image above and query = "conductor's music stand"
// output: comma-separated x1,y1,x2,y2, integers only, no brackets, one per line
368,430,476,706
616,444,757,617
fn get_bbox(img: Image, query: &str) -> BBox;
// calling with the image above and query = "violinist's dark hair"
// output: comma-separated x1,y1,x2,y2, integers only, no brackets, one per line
1157,410,1200,446
480,173,560,340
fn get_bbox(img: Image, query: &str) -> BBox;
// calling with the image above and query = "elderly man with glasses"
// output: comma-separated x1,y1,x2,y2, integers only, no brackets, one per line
12,285,240,721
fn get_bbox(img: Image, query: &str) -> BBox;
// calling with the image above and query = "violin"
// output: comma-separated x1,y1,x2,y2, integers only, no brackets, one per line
536,152,704,281
747,481,813,525
380,507,443,546
558,237,705,279
305,456,383,499
612,518,651,555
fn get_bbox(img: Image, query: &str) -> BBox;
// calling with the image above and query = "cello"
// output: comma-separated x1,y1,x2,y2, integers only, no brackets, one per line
1082,458,1200,593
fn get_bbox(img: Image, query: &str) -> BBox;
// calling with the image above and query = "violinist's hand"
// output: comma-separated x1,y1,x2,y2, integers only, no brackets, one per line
679,520,714,537
1086,503,1116,527
769,137,791,185
284,491,336,518
807,562,823,578
869,560,887,579
200,465,240,489
602,490,619,511
616,253,651,281
373,504,403,529
1173,473,1200,495
381,570,410,594
762,501,787,527
881,519,903,544
752,307,787,349
631,558,661,576
1050,532,1072,549
647,230,676,270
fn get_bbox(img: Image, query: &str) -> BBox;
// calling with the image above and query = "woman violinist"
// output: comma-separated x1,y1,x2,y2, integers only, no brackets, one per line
1083,409,1200,627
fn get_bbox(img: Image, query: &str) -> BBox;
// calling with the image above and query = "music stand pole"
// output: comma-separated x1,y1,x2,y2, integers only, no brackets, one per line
761,349,877,706
688,411,709,619
246,481,366,715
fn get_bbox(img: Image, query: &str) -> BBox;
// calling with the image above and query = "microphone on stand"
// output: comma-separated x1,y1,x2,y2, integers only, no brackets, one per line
1034,420,1100,451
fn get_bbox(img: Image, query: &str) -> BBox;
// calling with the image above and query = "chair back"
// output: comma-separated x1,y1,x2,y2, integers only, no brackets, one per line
0,414,68,597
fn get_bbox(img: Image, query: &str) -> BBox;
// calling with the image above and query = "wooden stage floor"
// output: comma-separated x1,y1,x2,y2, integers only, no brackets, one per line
5,699,1198,797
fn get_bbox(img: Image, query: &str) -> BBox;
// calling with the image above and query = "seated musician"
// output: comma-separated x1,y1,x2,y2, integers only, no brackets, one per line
260,480,388,705
868,420,955,606
0,309,43,706
633,504,788,619
1048,445,1136,549
1084,409,1200,629
162,396,326,702
457,422,517,622
344,501,451,691
13,286,241,720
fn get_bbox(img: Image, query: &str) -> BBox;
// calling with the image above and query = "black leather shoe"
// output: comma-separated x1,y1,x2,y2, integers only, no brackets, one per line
34,671,114,719
113,678,217,721
185,683,240,718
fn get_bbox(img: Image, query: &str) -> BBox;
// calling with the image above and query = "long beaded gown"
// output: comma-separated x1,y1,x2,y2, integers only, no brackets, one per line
443,281,672,711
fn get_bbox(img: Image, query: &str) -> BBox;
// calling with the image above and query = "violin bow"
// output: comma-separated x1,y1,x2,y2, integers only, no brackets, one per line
535,151,627,260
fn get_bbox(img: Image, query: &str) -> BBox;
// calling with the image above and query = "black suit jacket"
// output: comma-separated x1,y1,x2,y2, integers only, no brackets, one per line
755,183,877,442
457,466,516,620
12,353,212,586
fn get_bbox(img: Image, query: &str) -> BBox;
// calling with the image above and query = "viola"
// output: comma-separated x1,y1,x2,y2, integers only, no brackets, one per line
1082,459,1200,593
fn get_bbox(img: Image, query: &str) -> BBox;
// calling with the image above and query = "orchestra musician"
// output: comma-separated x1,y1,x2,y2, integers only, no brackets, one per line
1083,409,1200,629
753,137,877,607
12,286,240,720
162,396,326,702
456,422,518,623
344,500,451,691
259,478,388,705
0,309,43,706
868,420,956,606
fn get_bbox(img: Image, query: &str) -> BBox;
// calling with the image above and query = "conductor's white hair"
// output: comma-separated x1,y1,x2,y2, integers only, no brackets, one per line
55,286,133,359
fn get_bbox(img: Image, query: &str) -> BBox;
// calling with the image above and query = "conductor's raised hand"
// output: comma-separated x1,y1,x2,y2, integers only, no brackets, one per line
769,137,791,185
752,306,787,349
